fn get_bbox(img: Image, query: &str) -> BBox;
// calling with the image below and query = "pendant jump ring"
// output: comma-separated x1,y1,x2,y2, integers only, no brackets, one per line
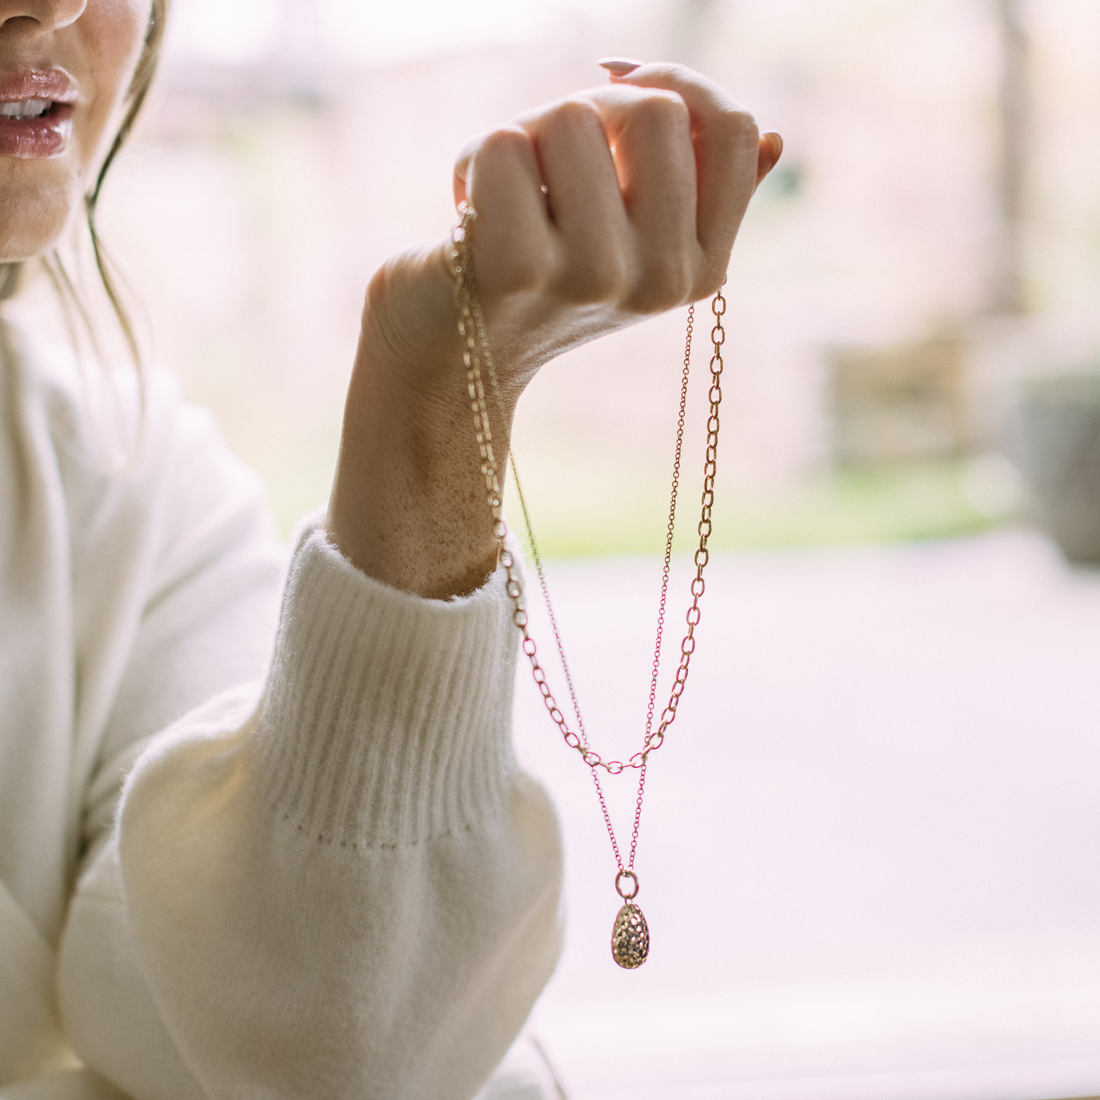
615,869,640,900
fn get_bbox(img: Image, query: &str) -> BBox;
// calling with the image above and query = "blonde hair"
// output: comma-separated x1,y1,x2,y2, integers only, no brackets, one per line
84,0,170,367
0,0,171,369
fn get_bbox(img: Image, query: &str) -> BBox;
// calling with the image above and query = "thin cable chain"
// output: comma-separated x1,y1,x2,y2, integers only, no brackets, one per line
645,305,695,742
450,207,726,786
510,463,589,750
509,465,628,868
624,308,693,871
512,306,694,768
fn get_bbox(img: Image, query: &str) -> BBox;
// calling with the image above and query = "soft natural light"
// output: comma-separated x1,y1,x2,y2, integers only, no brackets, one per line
97,1,1100,1096
166,0,640,68
316,0,556,67
166,0,283,64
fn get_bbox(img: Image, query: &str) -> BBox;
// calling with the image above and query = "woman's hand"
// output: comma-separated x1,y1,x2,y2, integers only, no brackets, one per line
327,63,782,599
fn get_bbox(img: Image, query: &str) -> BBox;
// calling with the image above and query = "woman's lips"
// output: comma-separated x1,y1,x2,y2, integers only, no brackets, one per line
0,70,78,159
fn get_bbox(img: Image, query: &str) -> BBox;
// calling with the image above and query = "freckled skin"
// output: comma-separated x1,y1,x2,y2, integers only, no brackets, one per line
327,73,781,599
0,5,784,608
0,0,150,261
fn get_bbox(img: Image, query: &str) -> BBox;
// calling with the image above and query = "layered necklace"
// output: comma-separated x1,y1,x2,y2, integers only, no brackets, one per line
450,204,726,968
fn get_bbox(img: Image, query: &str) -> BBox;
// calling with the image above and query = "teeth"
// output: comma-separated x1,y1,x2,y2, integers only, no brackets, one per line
0,99,51,120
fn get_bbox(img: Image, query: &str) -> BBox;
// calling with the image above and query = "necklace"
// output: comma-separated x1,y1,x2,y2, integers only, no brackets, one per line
450,203,726,969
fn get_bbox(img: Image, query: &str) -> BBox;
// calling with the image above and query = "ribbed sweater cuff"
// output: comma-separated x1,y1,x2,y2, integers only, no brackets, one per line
255,524,518,849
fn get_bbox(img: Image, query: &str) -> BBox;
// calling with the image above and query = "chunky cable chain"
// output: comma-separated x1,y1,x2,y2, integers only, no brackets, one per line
450,205,725,775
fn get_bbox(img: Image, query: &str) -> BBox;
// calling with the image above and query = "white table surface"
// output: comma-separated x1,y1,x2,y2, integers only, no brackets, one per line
512,530,1100,1100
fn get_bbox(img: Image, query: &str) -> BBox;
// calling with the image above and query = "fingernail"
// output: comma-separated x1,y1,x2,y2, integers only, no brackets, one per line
764,131,783,160
598,57,643,76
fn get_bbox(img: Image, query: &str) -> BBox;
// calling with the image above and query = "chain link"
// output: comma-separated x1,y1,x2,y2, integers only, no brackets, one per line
644,305,694,745
450,206,726,782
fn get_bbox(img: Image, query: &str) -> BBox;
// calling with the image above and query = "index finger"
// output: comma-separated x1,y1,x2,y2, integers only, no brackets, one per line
608,63,762,269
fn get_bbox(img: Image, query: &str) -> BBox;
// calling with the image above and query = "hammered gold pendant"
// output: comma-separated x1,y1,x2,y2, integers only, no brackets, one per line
611,902,649,968
611,869,648,969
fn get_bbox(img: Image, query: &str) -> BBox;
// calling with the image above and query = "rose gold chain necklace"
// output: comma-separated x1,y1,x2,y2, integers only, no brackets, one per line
450,203,726,968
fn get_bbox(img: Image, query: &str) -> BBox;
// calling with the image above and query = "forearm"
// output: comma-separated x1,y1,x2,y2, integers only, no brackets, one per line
62,529,562,1099
327,65,778,601
326,259,512,601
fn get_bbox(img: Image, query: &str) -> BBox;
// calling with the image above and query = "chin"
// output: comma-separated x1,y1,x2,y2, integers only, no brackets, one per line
0,164,81,263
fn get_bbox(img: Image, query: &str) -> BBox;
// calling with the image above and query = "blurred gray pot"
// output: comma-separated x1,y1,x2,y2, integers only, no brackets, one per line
1013,373,1100,565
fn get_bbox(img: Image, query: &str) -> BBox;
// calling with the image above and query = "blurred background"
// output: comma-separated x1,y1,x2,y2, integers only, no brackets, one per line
76,0,1100,1097
89,0,1100,553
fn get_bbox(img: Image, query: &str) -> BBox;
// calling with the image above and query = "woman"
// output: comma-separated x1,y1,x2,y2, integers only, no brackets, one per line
0,0,781,1096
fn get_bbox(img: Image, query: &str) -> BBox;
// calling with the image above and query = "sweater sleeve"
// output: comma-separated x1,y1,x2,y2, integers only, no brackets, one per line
57,526,564,1100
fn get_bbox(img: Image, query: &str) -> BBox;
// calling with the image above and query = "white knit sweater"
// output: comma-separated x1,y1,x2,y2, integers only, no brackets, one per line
0,326,563,1099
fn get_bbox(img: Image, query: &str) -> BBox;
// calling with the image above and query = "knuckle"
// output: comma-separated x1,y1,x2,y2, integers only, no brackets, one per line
635,89,690,133
547,96,605,137
719,106,760,150
476,125,532,164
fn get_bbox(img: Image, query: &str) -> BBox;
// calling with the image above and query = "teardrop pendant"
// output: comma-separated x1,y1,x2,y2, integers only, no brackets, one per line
611,902,650,969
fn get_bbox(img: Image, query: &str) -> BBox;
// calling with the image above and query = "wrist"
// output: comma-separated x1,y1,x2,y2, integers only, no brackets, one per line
327,288,513,600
